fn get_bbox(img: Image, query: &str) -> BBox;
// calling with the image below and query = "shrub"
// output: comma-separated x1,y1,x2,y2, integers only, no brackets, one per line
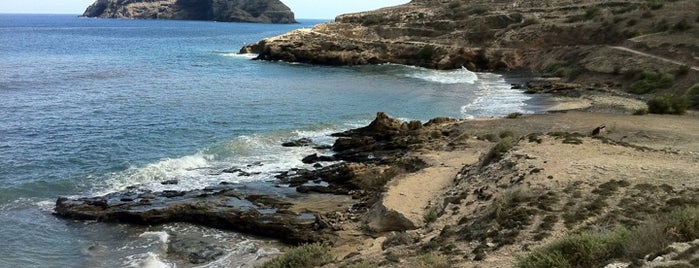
261,243,333,268
347,261,378,268
647,1,664,10
626,70,674,94
424,206,441,224
516,206,699,268
515,231,628,268
676,65,691,76
633,108,648,115
416,253,449,268
481,137,515,167
687,83,699,109
672,19,692,32
647,94,688,115
506,112,523,119
543,61,568,77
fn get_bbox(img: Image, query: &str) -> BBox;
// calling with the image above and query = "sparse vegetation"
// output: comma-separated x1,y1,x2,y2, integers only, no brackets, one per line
347,260,378,268
625,70,674,94
481,137,515,167
543,61,568,77
647,1,664,10
676,65,691,76
424,206,441,224
672,18,692,32
687,83,699,109
261,243,333,268
647,94,688,115
415,253,449,268
633,108,649,115
506,112,523,119
516,206,699,268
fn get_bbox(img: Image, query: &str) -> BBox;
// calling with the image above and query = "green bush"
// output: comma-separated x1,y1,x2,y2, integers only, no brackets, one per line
543,61,568,77
515,230,631,268
687,83,699,109
481,137,515,167
424,206,441,224
626,70,674,94
647,94,688,115
515,206,699,268
506,112,523,119
672,19,692,32
261,243,333,268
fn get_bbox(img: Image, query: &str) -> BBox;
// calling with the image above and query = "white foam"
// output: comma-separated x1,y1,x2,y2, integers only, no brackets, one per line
98,123,356,194
220,53,257,59
139,231,170,245
459,72,531,119
402,66,478,84
124,252,173,268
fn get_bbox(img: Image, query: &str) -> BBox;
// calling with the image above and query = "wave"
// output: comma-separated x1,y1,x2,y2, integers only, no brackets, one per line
402,66,478,84
218,52,257,59
98,123,360,194
459,72,531,119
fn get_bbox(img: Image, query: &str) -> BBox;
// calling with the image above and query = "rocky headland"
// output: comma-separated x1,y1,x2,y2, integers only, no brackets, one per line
82,0,296,24
242,0,698,96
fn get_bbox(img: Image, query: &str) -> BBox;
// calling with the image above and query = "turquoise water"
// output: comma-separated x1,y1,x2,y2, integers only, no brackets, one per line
0,14,540,267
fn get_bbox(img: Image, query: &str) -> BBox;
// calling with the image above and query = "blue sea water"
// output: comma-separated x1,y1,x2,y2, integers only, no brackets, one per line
0,14,541,267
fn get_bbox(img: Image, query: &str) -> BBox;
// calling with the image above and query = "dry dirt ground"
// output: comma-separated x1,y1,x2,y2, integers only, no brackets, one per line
329,108,699,267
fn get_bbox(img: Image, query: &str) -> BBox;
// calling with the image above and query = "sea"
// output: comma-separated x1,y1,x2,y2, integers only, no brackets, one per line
0,14,544,267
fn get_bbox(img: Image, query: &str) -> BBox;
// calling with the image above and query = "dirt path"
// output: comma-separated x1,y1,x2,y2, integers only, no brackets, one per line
608,45,699,71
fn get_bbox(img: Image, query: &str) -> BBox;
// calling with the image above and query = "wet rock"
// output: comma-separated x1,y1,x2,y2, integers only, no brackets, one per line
282,138,313,147
161,179,179,185
55,185,329,244
302,153,337,164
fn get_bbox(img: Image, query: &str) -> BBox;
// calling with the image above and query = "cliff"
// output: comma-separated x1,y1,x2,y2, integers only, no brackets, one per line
82,0,296,24
242,0,698,95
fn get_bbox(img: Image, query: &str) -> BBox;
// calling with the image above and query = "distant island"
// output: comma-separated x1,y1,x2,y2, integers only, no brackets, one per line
81,0,296,24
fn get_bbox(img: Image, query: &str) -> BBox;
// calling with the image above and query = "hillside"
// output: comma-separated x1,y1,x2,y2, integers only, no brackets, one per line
242,0,698,96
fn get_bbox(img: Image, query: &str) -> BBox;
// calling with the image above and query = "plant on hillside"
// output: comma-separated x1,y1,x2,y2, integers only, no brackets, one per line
625,70,674,94
261,243,333,268
515,206,699,268
647,94,688,115
687,83,699,109
481,137,515,167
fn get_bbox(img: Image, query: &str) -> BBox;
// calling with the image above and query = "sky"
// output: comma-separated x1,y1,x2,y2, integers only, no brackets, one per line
0,0,411,19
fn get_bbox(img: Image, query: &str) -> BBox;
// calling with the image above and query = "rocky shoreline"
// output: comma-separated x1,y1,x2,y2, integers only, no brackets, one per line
55,106,699,267
58,0,699,266
54,112,454,244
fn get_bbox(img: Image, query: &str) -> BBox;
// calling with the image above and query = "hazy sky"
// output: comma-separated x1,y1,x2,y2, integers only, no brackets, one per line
0,0,411,19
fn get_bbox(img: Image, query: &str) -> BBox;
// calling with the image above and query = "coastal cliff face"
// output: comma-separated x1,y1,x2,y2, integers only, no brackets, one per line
242,0,698,89
82,0,296,24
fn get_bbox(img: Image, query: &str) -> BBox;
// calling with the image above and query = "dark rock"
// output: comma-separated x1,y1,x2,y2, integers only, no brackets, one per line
188,245,225,264
301,154,337,164
302,153,319,164
222,167,242,173
54,185,329,244
161,179,179,185
82,0,296,24
282,138,313,147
